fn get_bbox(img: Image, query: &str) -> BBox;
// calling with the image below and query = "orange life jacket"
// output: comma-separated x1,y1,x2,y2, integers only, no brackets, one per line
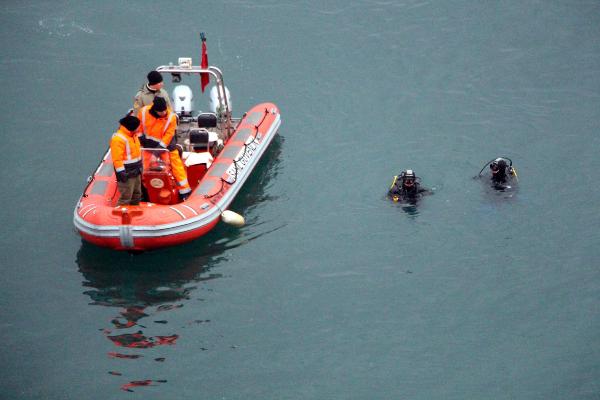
138,105,177,149
110,126,142,173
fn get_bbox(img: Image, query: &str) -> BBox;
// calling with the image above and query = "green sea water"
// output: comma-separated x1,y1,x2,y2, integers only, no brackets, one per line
1,1,599,399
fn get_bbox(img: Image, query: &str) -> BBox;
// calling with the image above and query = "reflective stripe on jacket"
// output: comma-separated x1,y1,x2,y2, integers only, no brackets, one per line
110,126,142,173
138,105,177,148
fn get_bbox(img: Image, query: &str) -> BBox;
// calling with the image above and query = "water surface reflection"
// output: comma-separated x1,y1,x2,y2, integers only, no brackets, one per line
77,238,228,391
75,135,284,392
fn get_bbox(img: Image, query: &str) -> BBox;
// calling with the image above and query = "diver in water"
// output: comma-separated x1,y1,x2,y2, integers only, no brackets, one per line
388,169,431,203
477,157,518,189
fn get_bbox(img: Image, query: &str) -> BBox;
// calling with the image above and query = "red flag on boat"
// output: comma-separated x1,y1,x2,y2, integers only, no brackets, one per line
200,32,209,93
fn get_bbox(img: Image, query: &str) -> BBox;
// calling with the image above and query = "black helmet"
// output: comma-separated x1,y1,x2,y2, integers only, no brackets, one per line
402,169,416,186
490,158,507,172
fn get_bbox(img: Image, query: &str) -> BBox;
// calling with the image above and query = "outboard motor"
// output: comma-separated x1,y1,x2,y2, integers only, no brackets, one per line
172,85,193,118
209,85,232,116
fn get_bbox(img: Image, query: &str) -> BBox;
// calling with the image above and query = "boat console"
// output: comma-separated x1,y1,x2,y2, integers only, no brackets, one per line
141,148,179,205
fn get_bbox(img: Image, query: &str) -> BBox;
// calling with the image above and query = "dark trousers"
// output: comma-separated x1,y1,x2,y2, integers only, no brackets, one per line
117,175,142,205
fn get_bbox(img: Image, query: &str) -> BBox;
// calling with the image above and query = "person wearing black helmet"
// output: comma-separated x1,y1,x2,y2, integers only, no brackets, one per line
478,157,518,189
388,169,431,203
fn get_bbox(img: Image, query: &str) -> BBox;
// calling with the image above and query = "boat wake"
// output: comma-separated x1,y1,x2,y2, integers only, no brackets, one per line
38,17,93,36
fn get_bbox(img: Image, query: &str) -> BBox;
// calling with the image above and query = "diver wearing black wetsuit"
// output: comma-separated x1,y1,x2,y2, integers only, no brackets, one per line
388,169,431,203
483,157,518,189
490,159,509,182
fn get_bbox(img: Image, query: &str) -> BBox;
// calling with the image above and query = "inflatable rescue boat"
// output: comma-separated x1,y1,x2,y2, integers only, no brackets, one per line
73,59,281,251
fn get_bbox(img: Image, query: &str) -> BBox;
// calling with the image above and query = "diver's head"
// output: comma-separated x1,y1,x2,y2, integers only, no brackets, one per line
402,169,416,188
489,158,510,183
490,158,507,175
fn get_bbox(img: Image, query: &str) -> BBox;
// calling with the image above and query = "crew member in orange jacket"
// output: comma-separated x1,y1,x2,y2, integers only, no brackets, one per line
138,97,191,200
110,115,143,206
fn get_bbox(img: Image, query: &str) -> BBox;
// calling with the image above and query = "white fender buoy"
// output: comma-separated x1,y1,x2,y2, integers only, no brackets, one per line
221,210,245,227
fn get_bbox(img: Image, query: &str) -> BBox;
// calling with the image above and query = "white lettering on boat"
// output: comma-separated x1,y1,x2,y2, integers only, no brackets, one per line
225,140,259,179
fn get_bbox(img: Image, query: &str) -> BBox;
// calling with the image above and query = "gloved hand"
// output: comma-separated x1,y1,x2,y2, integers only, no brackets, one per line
141,137,158,149
139,135,150,147
116,170,128,183
168,143,183,156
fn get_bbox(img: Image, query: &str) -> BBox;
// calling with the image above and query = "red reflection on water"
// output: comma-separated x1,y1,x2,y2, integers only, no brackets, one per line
111,306,149,329
108,332,178,348
111,320,136,329
120,379,167,392
105,306,178,392
155,335,178,345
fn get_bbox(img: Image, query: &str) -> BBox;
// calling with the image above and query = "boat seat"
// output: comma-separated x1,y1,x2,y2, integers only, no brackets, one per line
197,112,217,128
183,151,214,189
183,151,213,168
190,128,210,152
189,128,220,153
